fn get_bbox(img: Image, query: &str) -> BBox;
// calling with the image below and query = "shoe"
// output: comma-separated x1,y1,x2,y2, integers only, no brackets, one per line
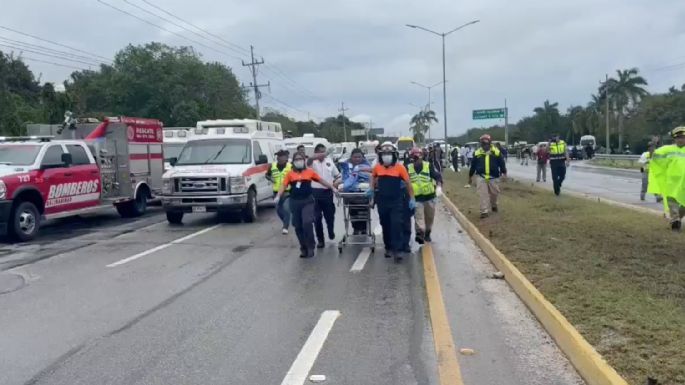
415,235,425,245
385,251,392,258
394,253,404,263
536,179,540,182
424,231,432,242
282,228,289,235
316,242,325,249
672,221,682,231
480,212,489,219
491,206,498,212
640,196,645,201
543,179,547,182
299,248,308,258
328,231,335,240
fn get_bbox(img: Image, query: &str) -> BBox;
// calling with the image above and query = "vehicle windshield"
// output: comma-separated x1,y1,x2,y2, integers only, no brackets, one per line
580,139,595,146
0,144,42,165
175,139,251,165
163,143,186,161
397,140,414,151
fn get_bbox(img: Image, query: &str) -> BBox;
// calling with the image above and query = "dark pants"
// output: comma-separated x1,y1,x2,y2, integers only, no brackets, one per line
401,193,412,252
377,198,404,255
313,189,336,242
290,197,316,254
452,157,459,171
274,192,290,229
550,161,567,195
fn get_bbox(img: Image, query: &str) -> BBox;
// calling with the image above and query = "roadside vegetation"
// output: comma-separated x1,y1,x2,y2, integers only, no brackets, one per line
443,170,685,385
587,158,642,170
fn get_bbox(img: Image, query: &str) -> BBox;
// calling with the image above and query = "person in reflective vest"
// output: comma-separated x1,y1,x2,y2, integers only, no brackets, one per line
548,134,569,196
408,147,443,244
469,134,507,218
638,142,659,202
648,127,685,231
266,150,292,234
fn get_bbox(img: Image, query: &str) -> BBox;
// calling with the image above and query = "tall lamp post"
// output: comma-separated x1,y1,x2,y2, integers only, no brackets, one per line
410,80,443,140
406,20,480,140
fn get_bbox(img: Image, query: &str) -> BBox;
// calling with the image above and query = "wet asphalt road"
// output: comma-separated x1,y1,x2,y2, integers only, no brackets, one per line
0,200,584,385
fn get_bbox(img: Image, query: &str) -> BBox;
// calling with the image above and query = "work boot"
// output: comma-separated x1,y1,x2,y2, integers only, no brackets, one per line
480,212,489,219
415,230,425,245
640,194,645,201
672,221,682,232
424,230,432,242
491,205,498,212
328,230,335,240
394,253,403,263
384,250,392,258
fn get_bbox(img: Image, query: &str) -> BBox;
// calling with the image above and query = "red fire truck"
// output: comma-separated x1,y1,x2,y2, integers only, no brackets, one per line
0,117,164,241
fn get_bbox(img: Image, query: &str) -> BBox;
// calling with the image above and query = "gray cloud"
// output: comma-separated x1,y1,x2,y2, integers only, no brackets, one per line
2,0,684,137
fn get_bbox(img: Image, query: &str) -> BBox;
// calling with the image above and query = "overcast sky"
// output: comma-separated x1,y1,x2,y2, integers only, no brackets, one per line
2,0,685,137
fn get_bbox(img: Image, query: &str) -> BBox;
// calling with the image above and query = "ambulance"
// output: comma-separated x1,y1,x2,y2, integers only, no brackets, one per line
161,119,283,224
163,127,193,172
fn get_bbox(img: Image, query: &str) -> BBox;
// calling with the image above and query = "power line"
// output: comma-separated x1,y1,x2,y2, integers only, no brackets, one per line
242,45,270,119
20,56,90,71
0,25,111,62
0,36,110,65
0,43,101,67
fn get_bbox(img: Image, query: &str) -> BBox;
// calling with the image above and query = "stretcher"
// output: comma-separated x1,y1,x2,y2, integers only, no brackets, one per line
337,191,375,253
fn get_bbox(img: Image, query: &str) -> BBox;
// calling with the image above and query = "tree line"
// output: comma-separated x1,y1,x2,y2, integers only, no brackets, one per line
452,68,685,154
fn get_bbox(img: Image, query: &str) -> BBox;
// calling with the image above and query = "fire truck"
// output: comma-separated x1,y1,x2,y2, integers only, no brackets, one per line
161,119,283,224
0,117,164,241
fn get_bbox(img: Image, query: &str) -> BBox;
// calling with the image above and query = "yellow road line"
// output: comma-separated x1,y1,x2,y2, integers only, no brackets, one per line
422,244,465,385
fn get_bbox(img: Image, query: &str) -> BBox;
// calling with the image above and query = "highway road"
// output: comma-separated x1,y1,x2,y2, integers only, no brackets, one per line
503,160,664,213
0,202,584,385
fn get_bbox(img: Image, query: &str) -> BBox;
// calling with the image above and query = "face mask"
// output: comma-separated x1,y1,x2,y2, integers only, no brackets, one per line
382,155,393,165
293,160,305,169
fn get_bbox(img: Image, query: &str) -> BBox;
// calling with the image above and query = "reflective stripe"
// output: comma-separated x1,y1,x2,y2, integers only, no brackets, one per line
549,141,566,159
474,147,500,180
409,162,435,197
271,162,292,192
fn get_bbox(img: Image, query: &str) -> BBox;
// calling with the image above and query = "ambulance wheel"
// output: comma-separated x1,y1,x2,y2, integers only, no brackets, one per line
10,201,40,242
242,189,258,223
166,211,184,224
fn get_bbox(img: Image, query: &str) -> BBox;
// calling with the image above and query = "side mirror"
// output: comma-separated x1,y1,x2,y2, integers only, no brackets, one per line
256,154,268,165
169,157,178,166
61,153,73,166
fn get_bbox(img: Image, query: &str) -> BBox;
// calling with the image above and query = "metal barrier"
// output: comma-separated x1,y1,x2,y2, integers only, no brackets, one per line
593,154,640,161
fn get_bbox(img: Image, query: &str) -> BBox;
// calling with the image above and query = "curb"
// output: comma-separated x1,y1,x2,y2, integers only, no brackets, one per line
440,195,629,385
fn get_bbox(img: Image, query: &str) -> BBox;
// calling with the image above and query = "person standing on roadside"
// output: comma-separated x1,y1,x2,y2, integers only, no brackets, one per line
309,144,340,247
266,150,292,234
536,144,549,182
296,144,306,158
495,142,508,163
466,146,474,167
408,148,442,244
469,135,507,218
649,127,685,231
638,142,656,201
275,152,338,258
548,134,570,196
451,145,460,171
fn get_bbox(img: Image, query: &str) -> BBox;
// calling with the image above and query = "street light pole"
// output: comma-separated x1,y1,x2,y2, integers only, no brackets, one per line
406,20,480,140
410,80,444,140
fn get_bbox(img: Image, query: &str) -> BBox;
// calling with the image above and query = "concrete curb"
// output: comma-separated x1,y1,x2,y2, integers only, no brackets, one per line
440,195,629,385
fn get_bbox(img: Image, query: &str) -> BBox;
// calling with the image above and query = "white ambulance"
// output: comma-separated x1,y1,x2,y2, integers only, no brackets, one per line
161,119,283,224
162,127,193,172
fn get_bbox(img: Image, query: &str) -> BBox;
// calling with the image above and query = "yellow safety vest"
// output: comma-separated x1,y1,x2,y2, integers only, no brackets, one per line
271,162,292,192
648,144,685,206
549,140,567,160
474,146,501,180
408,162,435,197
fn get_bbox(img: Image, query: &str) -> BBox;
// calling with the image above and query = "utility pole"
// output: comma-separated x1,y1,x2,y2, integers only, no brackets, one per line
367,119,372,141
242,45,270,120
504,98,509,146
604,74,610,154
339,102,349,143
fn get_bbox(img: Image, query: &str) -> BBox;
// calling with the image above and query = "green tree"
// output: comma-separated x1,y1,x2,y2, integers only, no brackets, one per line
410,109,438,143
605,68,648,150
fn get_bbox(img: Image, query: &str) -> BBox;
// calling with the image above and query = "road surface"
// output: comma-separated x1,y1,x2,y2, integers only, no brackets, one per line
503,160,663,212
0,202,584,385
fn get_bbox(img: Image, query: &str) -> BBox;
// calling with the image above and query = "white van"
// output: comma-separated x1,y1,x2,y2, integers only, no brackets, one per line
284,134,330,157
163,127,193,172
328,141,356,162
161,119,283,224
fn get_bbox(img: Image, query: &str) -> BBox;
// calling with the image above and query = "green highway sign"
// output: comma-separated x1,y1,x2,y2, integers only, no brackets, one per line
472,108,507,120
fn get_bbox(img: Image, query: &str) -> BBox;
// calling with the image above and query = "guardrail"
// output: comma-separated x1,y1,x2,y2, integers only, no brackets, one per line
593,154,640,161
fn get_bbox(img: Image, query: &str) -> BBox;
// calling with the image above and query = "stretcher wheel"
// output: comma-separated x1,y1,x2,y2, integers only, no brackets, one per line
338,246,343,253
371,247,375,253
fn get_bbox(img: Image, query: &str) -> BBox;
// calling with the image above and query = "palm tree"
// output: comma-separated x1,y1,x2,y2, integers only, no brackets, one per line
533,100,560,138
410,109,438,143
606,68,648,150
567,106,585,143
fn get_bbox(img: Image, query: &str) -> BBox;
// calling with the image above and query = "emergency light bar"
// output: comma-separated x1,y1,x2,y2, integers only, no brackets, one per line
177,130,187,137
233,127,248,133
0,136,53,142
164,131,174,138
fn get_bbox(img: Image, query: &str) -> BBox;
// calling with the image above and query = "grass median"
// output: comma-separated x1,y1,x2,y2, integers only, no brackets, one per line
588,158,642,170
443,170,685,385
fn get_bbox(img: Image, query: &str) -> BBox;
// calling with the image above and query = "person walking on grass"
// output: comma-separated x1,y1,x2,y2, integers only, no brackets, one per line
648,127,685,231
549,133,570,196
408,147,443,244
536,143,549,182
469,134,507,218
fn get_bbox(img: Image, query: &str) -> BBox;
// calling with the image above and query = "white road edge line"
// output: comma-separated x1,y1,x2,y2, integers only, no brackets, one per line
349,247,371,272
280,310,341,385
106,224,222,267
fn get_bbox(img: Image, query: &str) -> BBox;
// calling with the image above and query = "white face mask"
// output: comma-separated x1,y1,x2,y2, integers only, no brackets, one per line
381,155,393,165
293,160,305,169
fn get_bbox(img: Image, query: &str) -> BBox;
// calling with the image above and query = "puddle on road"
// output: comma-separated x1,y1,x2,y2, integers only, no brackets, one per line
0,273,26,295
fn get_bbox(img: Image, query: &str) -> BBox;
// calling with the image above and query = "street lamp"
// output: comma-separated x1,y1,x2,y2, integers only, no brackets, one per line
410,80,444,140
406,20,480,140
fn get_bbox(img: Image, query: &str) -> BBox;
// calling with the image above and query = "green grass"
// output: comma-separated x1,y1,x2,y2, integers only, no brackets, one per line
588,158,642,170
443,171,685,385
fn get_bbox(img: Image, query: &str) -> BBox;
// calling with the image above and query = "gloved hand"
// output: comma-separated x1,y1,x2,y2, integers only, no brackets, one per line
408,198,416,210
365,189,374,198
273,196,280,205
436,186,443,197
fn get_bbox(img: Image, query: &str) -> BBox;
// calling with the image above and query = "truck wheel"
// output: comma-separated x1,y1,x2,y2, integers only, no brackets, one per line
242,189,258,223
10,201,40,242
166,211,184,224
117,189,147,218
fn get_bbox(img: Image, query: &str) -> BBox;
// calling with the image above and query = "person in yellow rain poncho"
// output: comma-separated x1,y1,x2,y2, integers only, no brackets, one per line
648,126,685,231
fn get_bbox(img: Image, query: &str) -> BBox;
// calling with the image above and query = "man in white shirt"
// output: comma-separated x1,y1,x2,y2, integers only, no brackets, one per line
310,143,341,247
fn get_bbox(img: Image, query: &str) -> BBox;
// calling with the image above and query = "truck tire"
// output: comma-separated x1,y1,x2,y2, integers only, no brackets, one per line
242,189,258,223
10,201,40,242
116,189,147,218
166,211,184,224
